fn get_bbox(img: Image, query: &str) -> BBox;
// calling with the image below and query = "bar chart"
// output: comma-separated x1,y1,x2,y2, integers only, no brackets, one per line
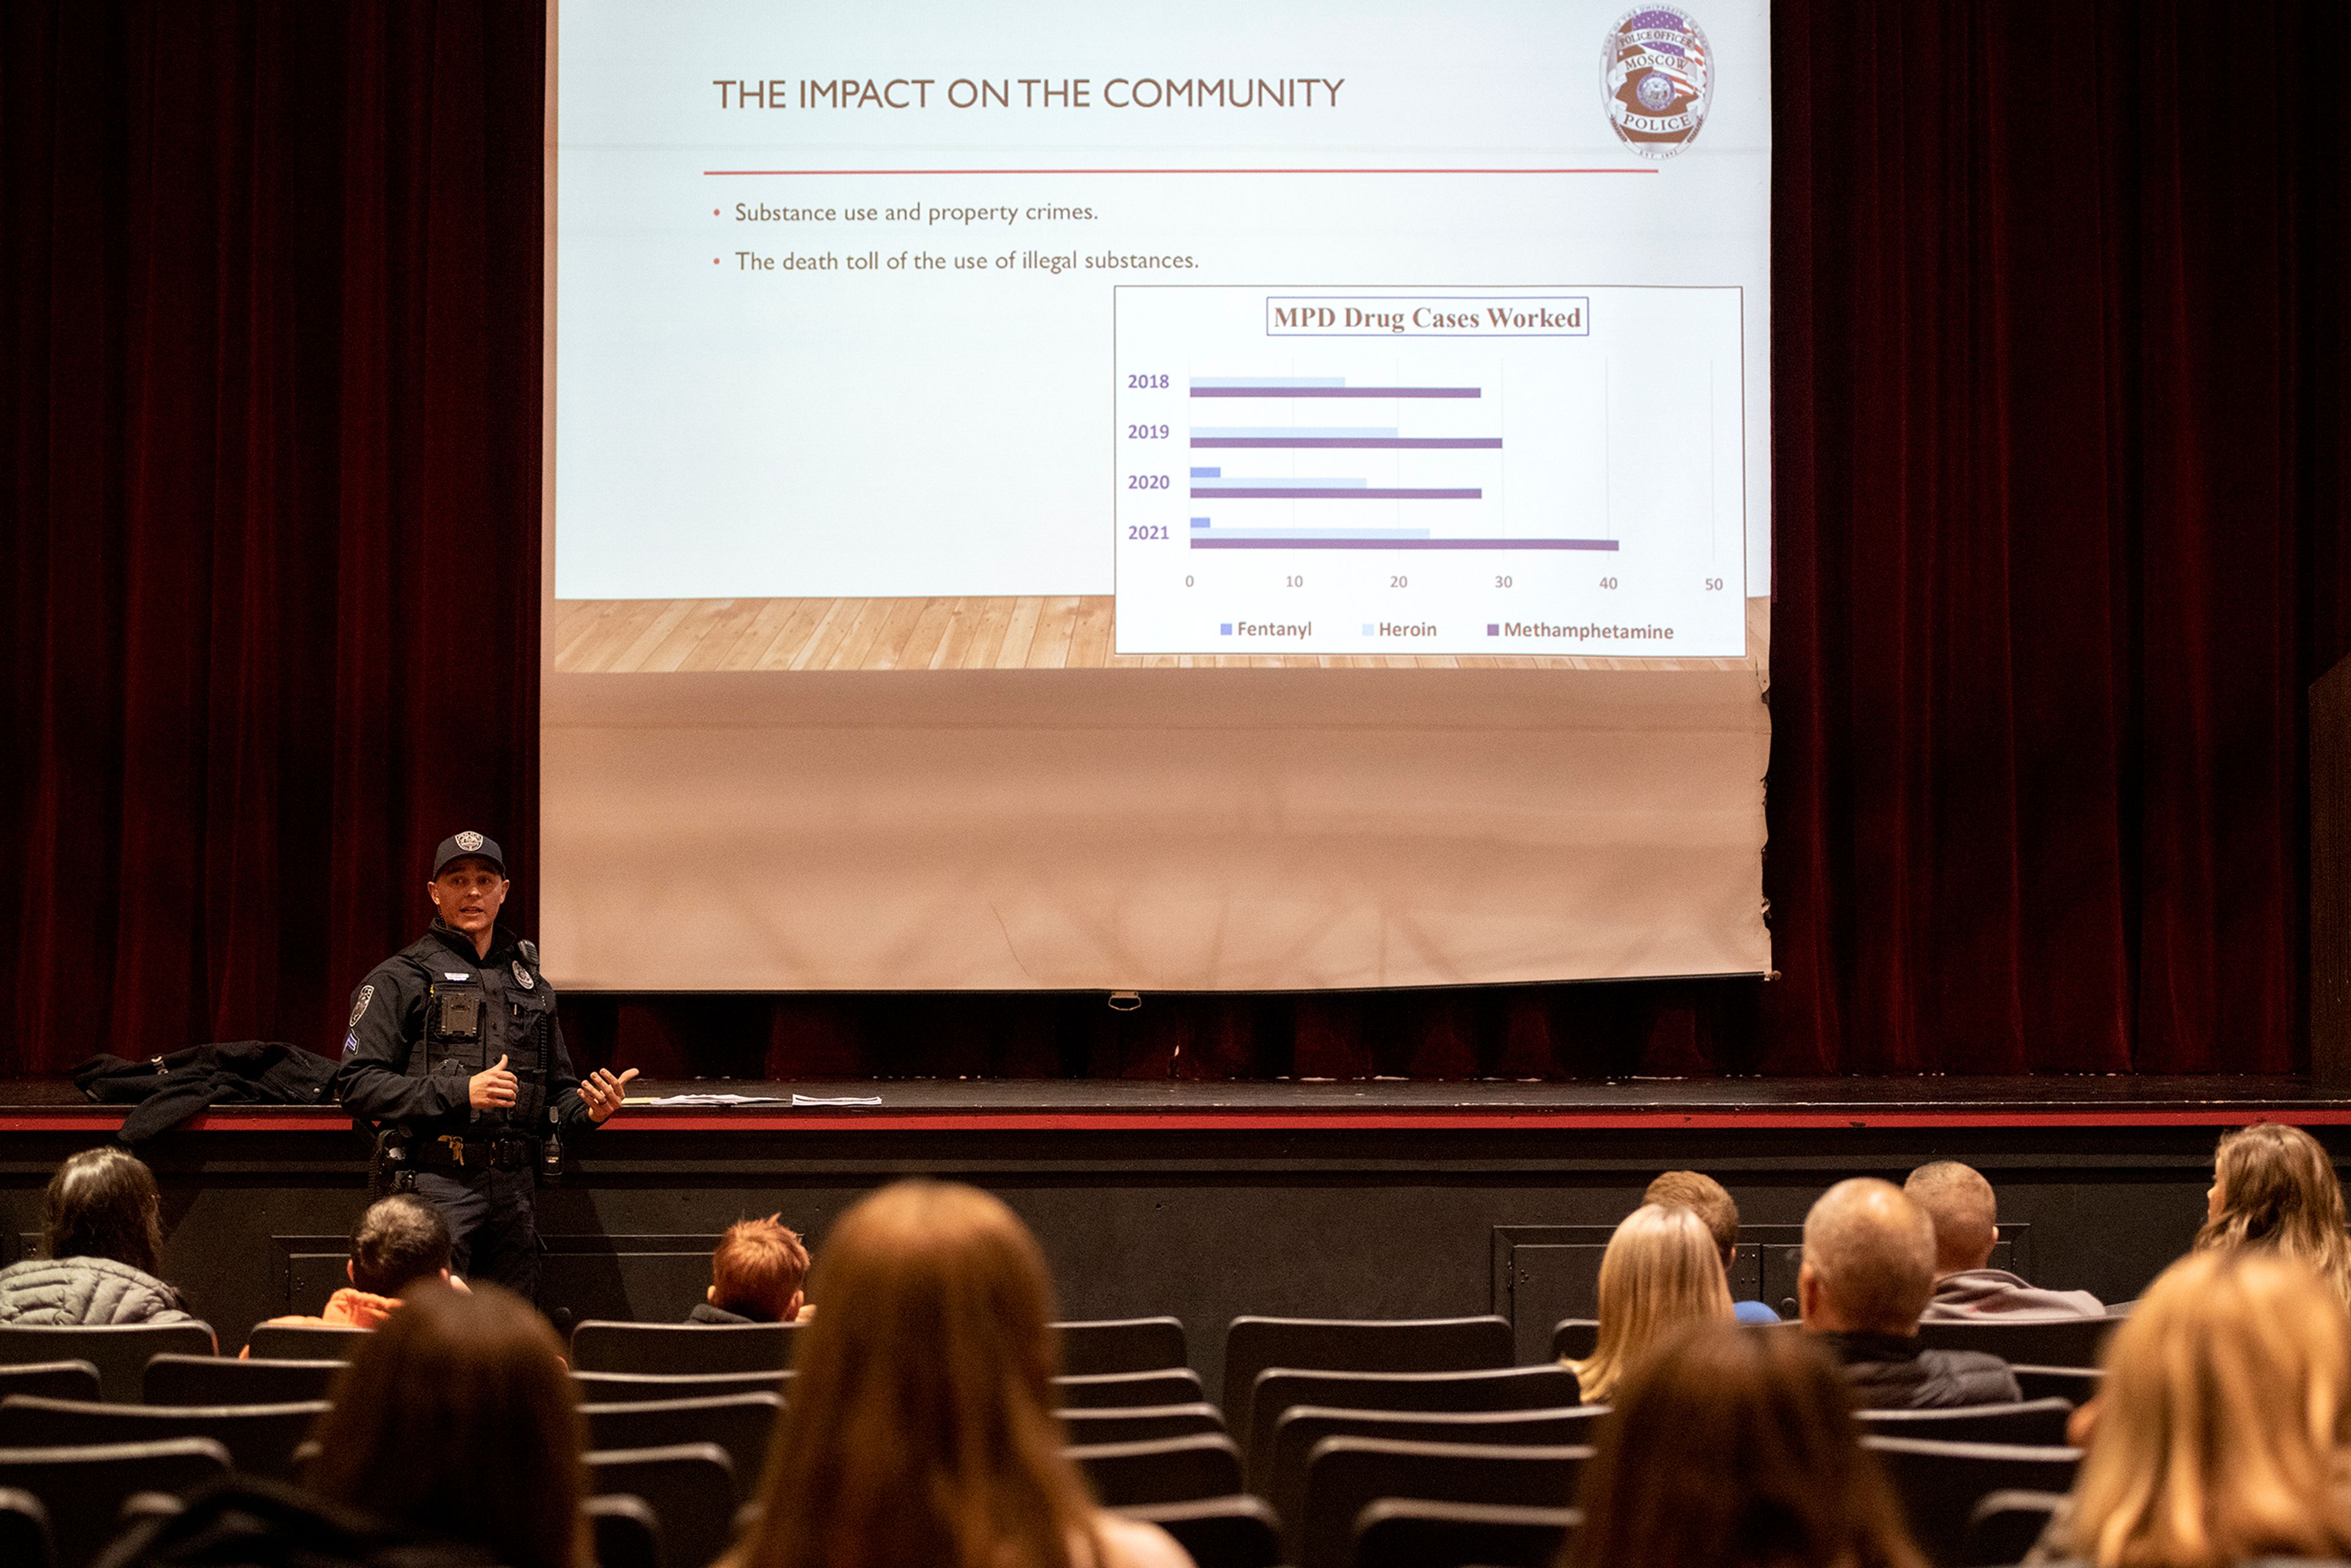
1113,286,1749,658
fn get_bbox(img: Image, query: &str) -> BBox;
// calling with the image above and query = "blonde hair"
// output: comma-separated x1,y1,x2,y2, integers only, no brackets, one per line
2064,1250,2351,1568
1567,1204,1734,1404
732,1180,1099,1568
2195,1122,2351,1311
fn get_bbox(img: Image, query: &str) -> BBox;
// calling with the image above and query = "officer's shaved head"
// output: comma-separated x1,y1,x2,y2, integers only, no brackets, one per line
1905,1161,1998,1275
1800,1178,1936,1336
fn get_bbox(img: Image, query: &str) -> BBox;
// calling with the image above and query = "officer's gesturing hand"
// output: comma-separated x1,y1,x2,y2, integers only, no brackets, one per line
582,1067,641,1123
470,1054,519,1110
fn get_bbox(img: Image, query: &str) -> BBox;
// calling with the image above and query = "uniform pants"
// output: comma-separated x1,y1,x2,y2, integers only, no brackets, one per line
413,1166,541,1299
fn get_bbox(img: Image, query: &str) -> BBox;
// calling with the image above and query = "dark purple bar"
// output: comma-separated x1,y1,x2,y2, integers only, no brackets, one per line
1190,386,1482,398
1190,537,1619,550
1192,487,1482,500
1190,437,1503,449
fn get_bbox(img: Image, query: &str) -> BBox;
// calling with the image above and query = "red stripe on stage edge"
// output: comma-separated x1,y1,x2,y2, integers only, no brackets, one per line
703,168,1658,177
3,1108,2350,1133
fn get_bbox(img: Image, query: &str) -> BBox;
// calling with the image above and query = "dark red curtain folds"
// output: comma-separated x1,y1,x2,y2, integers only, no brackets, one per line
3,2,2345,1078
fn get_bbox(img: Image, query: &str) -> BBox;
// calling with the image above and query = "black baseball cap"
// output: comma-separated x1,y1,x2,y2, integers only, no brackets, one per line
432,831,507,879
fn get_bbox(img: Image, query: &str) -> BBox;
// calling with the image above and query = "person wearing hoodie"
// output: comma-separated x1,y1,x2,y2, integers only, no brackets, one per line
0,1146,203,1330
689,1215,815,1324
1905,1161,2105,1321
249,1194,458,1344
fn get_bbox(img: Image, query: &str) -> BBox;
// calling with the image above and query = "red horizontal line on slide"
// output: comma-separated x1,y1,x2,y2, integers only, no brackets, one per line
703,168,1657,176
5,1108,2350,1133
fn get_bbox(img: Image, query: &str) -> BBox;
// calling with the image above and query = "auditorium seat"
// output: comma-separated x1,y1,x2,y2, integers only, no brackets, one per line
1068,1433,1244,1507
587,1444,738,1568
1245,1365,1581,1471
0,1396,324,1480
1352,1498,1580,1568
1297,1438,1593,1568
1857,1398,2074,1447
582,1394,782,1482
585,1493,664,1568
1913,1315,2121,1368
572,1320,799,1376
575,1368,792,1404
1550,1319,1597,1362
0,1487,53,1568
0,1325,216,1403
1221,1317,1513,1431
1960,1488,2069,1568
2009,1364,2102,1407
1267,1406,1601,1531
1057,1317,1188,1376
143,1354,341,1407
239,1324,370,1362
1861,1438,2081,1568
1057,1369,1205,1409
1116,1496,1281,1568
1059,1403,1225,1446
0,1438,230,1568
0,1365,100,1407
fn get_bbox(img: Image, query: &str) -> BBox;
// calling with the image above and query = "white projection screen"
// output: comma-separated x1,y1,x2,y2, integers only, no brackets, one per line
541,0,1772,992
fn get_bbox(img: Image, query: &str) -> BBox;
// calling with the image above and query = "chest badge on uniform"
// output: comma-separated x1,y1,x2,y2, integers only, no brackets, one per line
348,985,375,1029
512,959,535,991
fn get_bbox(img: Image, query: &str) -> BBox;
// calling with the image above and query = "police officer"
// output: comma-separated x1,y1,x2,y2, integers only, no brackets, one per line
332,831,637,1297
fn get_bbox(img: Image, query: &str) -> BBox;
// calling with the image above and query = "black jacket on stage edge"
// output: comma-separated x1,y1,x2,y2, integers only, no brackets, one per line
1817,1329,2022,1409
74,1040,339,1146
331,920,594,1141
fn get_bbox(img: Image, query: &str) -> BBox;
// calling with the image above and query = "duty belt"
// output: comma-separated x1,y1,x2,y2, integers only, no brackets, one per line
418,1133,539,1171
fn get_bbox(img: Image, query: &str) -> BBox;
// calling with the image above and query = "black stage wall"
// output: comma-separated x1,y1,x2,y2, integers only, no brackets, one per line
4,1,2349,1079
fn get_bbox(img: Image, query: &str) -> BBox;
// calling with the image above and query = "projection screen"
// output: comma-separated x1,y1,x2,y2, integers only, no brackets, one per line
541,0,1773,992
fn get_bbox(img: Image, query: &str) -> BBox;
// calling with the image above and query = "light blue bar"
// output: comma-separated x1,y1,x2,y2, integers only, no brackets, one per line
1192,427,1399,438
1190,467,1221,478
1190,527,1431,539
1190,377,1346,388
1194,476,1367,489
1190,520,1211,529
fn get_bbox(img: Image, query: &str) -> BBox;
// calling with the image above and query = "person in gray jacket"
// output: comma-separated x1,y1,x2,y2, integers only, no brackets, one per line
0,1146,201,1329
1906,1161,2105,1320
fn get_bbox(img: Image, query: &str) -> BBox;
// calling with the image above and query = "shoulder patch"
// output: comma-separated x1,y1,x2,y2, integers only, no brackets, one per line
511,959,536,991
347,984,375,1029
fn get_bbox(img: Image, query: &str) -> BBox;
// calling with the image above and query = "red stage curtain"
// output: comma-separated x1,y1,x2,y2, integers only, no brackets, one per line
2,1,2345,1078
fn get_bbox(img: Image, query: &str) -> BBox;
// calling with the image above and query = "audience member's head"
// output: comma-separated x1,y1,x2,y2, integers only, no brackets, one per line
1645,1169,1741,1270
1567,1202,1733,1404
1903,1161,1998,1277
2059,1249,2351,1567
735,1179,1101,1568
347,1193,453,1297
304,1283,585,1568
1799,1179,1936,1336
2197,1121,2351,1308
44,1146,167,1277
709,1214,811,1322
1562,1318,1927,1568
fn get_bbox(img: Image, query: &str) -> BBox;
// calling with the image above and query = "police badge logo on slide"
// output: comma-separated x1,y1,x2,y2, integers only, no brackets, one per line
1602,7,1714,158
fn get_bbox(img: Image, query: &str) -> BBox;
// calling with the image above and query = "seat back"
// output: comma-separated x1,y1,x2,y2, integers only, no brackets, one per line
1858,1398,2074,1447
1057,1318,1188,1377
1247,1365,1580,1470
587,1444,739,1568
572,1321,799,1375
0,1365,100,1408
2009,1364,2103,1407
1352,1498,1580,1568
142,1355,342,1408
1222,1318,1513,1431
1862,1437,2082,1568
1116,1496,1281,1568
0,1438,230,1568
1267,1406,1600,1533
585,1493,664,1568
1299,1438,1592,1568
0,1396,325,1480
1059,1404,1225,1446
0,1326,216,1403
1961,1488,2069,1568
1913,1315,2120,1368
1550,1319,1599,1362
575,1369,792,1405
0,1486,52,1568
1068,1433,1243,1507
1057,1370,1204,1409
238,1324,370,1363
583,1394,783,1484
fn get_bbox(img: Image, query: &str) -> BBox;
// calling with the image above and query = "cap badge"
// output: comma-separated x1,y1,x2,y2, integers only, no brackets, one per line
455,830,486,853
